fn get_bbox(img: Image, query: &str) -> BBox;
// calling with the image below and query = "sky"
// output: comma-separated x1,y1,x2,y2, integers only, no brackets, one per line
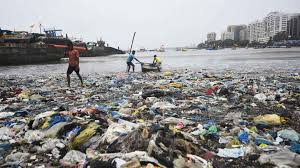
1,0,299,49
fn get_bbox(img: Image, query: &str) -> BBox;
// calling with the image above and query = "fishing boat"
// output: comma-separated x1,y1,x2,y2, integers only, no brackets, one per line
0,28,68,65
79,40,124,57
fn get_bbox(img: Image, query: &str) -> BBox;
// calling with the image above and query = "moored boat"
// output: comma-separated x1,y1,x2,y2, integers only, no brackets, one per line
0,43,65,65
0,28,70,65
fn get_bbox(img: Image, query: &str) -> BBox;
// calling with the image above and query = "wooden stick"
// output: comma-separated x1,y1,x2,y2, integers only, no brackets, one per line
129,32,136,53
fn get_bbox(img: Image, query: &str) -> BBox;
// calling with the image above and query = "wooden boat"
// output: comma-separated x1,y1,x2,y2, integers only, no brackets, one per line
141,63,161,72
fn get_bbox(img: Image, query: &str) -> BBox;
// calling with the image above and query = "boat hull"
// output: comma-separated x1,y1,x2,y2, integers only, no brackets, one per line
0,46,65,65
141,63,161,72
80,47,125,57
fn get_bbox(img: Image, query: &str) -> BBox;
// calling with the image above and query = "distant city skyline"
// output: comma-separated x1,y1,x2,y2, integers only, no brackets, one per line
0,0,299,49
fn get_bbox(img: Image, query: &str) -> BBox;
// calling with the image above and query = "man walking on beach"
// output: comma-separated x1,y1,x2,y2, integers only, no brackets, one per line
66,42,83,87
127,50,141,72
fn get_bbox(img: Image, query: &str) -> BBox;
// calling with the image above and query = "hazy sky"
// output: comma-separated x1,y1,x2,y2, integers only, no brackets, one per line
1,0,299,49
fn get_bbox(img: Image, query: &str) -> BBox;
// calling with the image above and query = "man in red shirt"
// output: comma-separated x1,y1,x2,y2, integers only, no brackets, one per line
66,42,83,87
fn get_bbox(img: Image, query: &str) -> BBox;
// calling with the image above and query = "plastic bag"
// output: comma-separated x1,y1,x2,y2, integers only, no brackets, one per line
238,131,249,144
164,71,173,76
169,82,183,88
278,129,299,141
258,150,300,167
217,148,245,158
71,122,99,148
289,142,300,154
226,139,241,148
254,114,285,125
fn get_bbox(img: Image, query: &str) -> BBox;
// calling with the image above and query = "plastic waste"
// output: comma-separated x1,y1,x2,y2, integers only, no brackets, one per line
30,94,44,101
289,142,300,154
98,121,139,147
1,69,300,167
119,158,141,168
224,112,242,125
253,114,285,125
254,93,267,101
164,71,173,76
60,150,87,167
160,117,194,126
207,125,218,134
226,139,241,148
0,127,15,141
175,122,185,129
47,114,68,129
65,126,81,141
206,86,219,96
254,138,273,146
169,82,183,88
173,155,210,168
14,110,30,117
0,112,15,119
18,91,29,100
24,130,45,143
219,136,233,144
238,131,249,144
258,150,300,167
5,152,30,165
86,150,163,167
44,122,68,138
151,102,176,110
258,144,269,148
0,143,12,157
111,111,121,119
217,148,245,158
71,122,99,148
277,129,299,141
39,138,61,152
112,158,127,168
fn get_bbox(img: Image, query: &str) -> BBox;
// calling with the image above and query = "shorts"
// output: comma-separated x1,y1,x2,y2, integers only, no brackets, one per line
127,62,134,66
67,65,79,74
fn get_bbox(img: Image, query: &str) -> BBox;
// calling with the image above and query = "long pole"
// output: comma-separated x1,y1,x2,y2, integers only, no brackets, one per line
39,23,42,34
129,32,136,53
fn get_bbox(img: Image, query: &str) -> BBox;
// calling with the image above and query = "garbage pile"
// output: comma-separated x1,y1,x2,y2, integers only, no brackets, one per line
0,70,300,168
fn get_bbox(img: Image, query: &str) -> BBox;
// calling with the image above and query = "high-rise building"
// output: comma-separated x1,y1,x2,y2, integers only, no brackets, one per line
249,20,266,42
227,25,247,41
239,27,250,41
248,12,291,43
265,12,289,38
288,14,300,39
221,31,234,41
207,32,217,42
